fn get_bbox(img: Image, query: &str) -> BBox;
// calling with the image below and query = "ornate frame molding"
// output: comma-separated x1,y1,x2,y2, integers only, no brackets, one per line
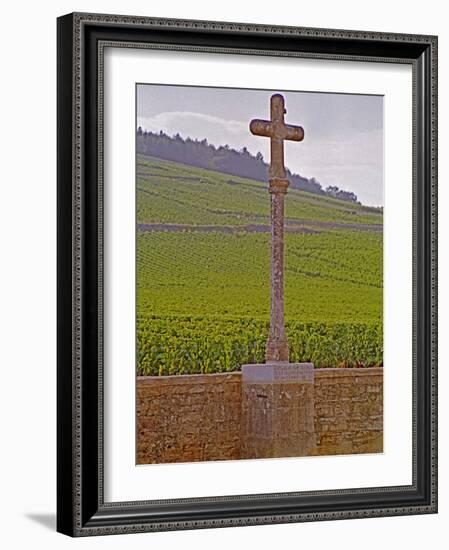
57,12,437,536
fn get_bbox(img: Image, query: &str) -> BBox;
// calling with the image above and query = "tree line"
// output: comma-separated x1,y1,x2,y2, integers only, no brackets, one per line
137,129,359,203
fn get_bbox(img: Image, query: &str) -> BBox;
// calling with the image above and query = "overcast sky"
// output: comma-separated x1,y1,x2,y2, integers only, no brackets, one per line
137,84,383,206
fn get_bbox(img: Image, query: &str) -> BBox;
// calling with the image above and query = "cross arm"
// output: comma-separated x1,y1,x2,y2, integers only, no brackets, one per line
250,119,304,142
249,119,273,137
283,124,304,142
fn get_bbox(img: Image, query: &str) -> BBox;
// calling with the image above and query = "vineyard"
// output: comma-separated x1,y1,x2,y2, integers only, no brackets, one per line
136,154,383,375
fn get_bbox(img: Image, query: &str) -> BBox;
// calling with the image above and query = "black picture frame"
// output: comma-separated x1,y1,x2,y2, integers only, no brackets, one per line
57,12,438,536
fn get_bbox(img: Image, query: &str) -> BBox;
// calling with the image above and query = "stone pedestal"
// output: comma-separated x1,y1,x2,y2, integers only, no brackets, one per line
241,362,316,459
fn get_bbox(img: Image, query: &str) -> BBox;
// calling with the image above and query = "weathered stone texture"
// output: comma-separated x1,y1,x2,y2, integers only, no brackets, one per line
313,368,383,456
241,363,315,458
136,373,242,464
250,94,305,363
136,367,383,464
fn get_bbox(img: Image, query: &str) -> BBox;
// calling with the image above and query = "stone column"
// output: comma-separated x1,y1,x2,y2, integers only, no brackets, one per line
241,362,316,459
266,178,289,362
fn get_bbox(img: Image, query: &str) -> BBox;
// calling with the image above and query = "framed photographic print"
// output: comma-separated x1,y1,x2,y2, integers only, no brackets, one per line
57,12,438,536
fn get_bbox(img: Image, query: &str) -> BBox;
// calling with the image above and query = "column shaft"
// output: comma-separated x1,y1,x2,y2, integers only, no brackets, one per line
266,181,289,362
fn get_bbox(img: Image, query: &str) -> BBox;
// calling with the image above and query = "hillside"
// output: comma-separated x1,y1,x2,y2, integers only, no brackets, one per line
137,130,362,203
136,154,383,375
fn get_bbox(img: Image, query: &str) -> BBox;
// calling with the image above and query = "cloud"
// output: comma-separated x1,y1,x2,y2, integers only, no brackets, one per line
137,111,248,142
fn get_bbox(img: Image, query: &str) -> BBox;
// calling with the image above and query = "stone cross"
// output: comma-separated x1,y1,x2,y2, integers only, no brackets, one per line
250,94,304,362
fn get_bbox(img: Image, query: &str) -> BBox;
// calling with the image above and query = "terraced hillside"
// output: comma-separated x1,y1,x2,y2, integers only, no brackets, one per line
136,154,383,375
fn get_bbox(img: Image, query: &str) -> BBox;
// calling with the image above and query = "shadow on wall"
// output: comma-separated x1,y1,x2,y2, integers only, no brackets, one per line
25,513,56,531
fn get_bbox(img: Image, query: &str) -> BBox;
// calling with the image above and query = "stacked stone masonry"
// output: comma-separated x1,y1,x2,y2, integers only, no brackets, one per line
137,367,383,464
137,373,242,464
313,368,383,456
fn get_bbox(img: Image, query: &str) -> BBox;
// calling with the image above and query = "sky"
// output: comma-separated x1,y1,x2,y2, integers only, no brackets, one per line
137,84,384,206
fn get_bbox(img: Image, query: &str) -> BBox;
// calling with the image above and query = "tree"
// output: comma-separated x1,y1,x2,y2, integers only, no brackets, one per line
325,185,358,203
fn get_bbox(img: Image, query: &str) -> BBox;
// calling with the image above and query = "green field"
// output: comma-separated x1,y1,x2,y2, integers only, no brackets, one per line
136,154,383,375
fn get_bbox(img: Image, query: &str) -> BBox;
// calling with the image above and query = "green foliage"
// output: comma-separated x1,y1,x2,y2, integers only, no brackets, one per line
136,155,383,375
137,230,382,322
137,317,383,376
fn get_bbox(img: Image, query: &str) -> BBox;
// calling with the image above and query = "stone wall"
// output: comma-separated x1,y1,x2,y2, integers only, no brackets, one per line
137,367,383,464
137,372,241,464
313,368,383,456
